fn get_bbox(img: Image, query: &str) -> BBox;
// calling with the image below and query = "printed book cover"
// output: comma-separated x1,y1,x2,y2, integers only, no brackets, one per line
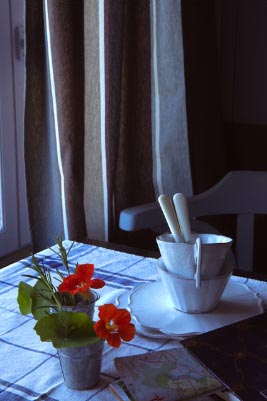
113,347,224,401
181,312,267,401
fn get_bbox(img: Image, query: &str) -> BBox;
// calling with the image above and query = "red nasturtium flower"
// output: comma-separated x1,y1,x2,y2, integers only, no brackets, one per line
57,263,105,295
94,304,135,348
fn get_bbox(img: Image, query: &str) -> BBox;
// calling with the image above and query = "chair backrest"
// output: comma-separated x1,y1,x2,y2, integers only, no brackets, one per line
119,171,267,272
188,171,267,271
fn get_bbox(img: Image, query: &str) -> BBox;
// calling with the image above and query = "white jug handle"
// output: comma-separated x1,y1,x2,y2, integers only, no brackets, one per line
194,237,202,288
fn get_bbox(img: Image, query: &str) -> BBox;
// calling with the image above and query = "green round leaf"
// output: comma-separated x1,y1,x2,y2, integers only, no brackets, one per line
34,311,99,348
17,282,33,315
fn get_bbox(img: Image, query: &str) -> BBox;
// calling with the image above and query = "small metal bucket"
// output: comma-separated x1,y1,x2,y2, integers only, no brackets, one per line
61,290,100,319
58,339,104,390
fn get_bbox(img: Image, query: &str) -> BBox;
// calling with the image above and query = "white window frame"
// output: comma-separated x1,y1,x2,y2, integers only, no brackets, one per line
0,0,30,258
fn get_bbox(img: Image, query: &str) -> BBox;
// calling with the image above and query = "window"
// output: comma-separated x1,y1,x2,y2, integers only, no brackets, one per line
0,146,3,232
0,0,30,258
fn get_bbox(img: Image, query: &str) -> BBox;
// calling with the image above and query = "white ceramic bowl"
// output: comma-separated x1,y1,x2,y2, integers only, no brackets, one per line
156,233,233,280
157,257,232,314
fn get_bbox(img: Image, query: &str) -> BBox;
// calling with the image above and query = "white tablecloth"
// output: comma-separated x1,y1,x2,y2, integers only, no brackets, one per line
0,241,266,401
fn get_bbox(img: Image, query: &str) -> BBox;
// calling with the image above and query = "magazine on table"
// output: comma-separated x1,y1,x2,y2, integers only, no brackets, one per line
110,347,241,401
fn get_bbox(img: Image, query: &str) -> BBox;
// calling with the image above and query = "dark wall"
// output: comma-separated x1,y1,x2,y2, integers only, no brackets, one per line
182,0,267,272
182,0,267,191
182,0,228,194
220,1,267,273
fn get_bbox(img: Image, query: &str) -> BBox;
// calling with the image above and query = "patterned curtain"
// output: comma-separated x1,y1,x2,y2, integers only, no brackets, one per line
24,0,192,251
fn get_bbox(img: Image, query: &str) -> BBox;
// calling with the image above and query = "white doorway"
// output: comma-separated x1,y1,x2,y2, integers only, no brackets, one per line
0,0,31,258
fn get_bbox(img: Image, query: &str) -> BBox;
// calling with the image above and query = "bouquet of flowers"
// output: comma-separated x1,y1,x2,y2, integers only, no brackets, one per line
17,238,135,349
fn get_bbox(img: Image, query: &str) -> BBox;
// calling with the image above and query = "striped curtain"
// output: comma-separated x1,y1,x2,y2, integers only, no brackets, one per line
85,0,192,246
24,0,192,251
151,0,192,198
25,0,86,251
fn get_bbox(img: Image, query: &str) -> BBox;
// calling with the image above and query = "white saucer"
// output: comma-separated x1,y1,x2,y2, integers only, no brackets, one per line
128,279,264,337
116,290,182,339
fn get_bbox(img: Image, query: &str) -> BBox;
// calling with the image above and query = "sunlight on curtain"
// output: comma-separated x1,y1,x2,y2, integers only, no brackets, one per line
84,1,107,240
43,0,69,240
151,0,192,197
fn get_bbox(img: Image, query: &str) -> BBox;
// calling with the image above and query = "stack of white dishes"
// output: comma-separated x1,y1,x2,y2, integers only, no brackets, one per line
156,193,234,312
156,233,234,312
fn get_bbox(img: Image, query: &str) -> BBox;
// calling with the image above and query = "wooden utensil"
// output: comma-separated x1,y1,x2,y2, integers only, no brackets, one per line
173,192,192,242
158,195,183,242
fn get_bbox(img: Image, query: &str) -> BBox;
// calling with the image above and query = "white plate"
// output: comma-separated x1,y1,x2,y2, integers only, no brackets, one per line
116,290,183,339
128,279,264,336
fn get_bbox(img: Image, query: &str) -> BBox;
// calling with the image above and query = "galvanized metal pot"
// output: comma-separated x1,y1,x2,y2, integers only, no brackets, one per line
62,290,100,319
58,339,104,390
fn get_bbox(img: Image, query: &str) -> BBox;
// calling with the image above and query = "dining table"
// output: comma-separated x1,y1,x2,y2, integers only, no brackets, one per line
1,239,267,401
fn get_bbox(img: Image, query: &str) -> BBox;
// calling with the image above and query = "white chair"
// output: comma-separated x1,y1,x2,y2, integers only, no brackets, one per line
119,171,267,272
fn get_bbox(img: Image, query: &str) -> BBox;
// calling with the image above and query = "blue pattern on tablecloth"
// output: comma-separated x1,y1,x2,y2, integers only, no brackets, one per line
0,241,266,401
